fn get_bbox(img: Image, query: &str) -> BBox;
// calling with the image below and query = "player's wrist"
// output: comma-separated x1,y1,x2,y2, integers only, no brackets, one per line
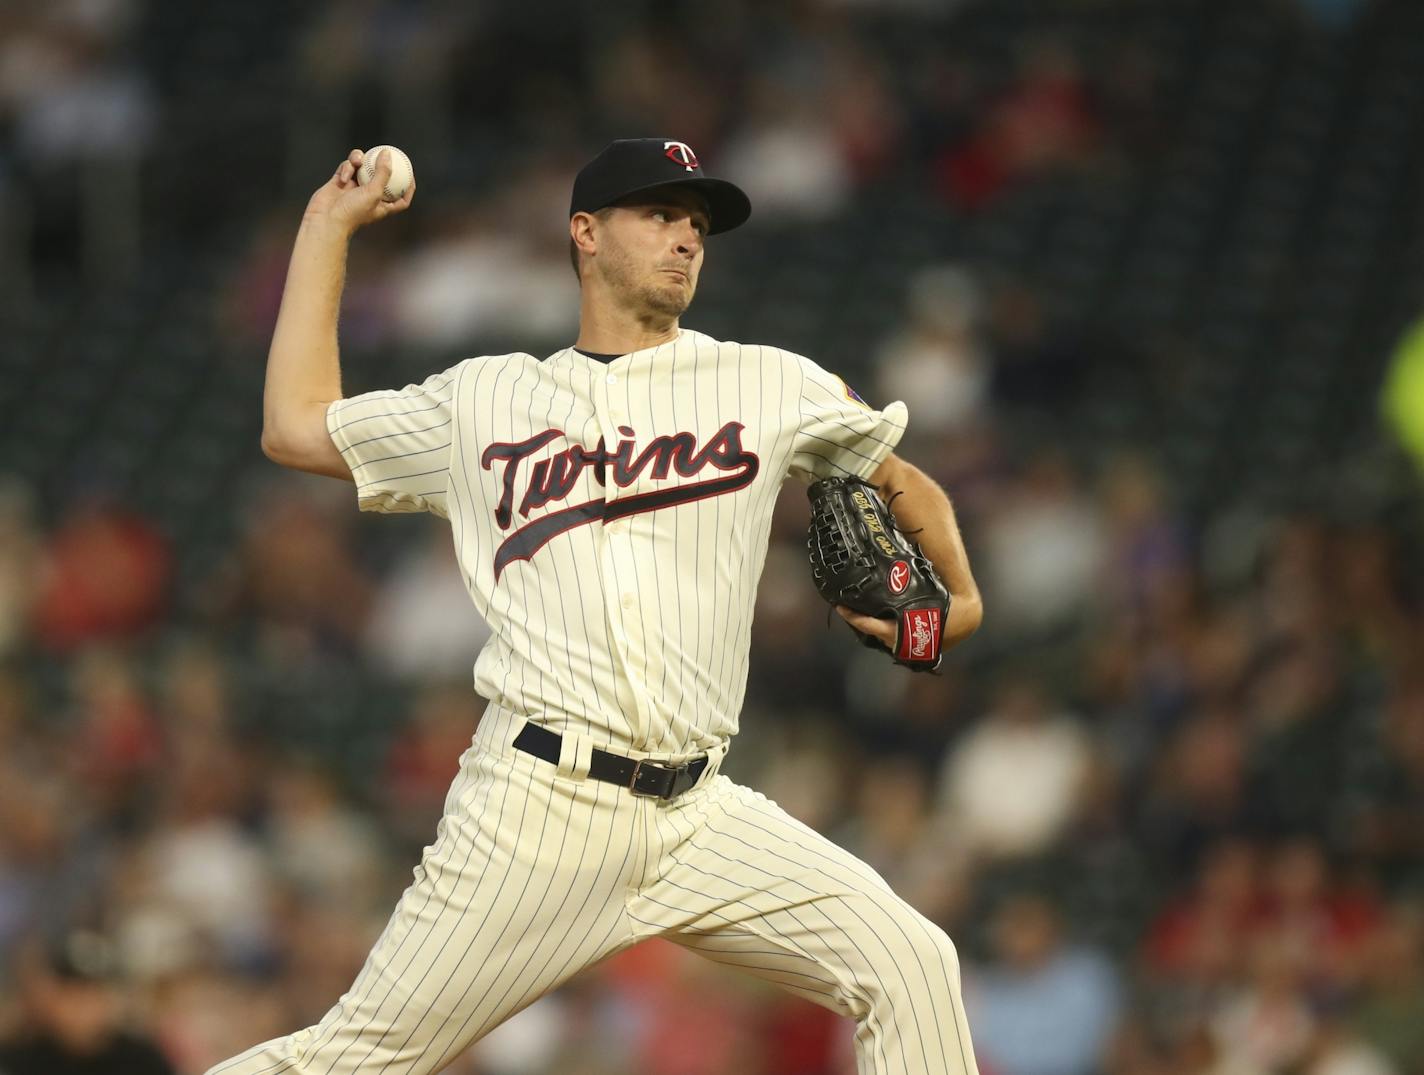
300,205,358,243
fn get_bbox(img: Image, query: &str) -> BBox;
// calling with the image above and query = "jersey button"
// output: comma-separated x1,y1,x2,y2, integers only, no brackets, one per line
621,593,635,610
606,373,617,385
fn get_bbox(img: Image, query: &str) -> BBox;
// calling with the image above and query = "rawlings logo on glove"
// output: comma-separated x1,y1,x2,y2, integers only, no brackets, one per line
806,476,951,673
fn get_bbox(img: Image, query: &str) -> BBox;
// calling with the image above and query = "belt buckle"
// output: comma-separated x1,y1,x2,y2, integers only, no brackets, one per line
628,758,685,799
627,759,658,798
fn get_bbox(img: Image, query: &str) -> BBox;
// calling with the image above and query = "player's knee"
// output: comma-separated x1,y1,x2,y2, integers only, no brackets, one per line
921,918,964,984
863,906,963,1006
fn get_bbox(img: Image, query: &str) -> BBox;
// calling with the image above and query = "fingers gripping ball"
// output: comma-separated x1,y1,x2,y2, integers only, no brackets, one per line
357,145,414,202
807,476,950,672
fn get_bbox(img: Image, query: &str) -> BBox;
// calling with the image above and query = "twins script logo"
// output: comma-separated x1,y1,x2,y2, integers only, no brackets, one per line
664,140,699,172
481,422,759,578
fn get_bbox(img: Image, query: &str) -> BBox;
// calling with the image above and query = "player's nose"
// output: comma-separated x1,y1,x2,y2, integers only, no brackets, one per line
672,221,702,256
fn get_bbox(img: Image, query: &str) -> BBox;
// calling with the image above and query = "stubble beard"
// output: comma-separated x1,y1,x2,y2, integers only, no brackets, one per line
599,239,692,322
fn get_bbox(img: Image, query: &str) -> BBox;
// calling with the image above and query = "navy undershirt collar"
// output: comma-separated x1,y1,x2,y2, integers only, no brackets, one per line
574,347,625,363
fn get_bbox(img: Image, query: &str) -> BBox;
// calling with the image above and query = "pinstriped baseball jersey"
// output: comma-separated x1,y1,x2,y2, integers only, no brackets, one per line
325,328,907,759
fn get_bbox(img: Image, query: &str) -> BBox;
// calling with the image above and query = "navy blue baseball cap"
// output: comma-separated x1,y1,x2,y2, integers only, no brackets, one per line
570,138,752,235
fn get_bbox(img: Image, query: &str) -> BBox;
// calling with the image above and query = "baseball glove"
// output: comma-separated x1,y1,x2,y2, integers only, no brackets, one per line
806,476,950,673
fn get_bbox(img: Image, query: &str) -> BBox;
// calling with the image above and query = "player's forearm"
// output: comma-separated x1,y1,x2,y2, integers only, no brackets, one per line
261,216,351,452
878,459,983,646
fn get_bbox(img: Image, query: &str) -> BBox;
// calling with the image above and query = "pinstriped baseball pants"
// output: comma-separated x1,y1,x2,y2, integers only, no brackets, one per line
207,705,977,1075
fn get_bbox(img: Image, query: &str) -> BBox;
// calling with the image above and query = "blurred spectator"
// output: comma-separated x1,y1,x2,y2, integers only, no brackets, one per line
389,165,579,345
1097,455,1190,630
935,40,1099,210
1139,711,1250,868
142,966,290,1073
590,27,726,156
219,212,305,346
2,1,1424,1070
154,638,239,767
0,929,174,1075
939,679,1090,859
984,281,1091,411
365,522,491,681
1243,640,1348,836
1145,838,1262,986
1352,904,1424,1075
1209,930,1316,1075
1303,1013,1397,1075
753,994,854,1075
265,757,384,918
967,894,1121,1075
122,747,273,972
748,542,847,716
1255,518,1333,650
874,264,989,438
2,1,154,168
722,79,853,221
66,645,163,823
598,942,761,1075
1257,838,1380,988
1348,682,1424,886
980,453,1104,635
382,684,481,848
0,767,79,960
0,1,154,279
736,720,851,837
31,499,170,653
835,754,933,887
825,40,905,184
468,994,570,1075
205,479,373,659
1333,526,1414,672
0,480,41,656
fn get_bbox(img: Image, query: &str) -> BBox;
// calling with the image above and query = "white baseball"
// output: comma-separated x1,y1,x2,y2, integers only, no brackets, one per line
357,145,413,202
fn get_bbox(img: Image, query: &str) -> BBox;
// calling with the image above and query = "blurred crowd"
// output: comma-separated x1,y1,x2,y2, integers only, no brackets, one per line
2,272,1422,1074
3,1,1423,1074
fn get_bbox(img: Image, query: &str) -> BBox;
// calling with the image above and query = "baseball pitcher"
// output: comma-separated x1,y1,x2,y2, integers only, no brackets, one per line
210,138,984,1075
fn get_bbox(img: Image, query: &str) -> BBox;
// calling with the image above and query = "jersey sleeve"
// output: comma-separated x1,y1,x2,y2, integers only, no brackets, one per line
325,364,464,518
786,353,909,484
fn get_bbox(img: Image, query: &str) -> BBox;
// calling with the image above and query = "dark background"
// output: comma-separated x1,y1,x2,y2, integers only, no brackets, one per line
1,0,1422,1072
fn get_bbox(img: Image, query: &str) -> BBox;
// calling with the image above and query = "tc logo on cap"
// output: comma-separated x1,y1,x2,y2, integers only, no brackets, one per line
664,140,699,172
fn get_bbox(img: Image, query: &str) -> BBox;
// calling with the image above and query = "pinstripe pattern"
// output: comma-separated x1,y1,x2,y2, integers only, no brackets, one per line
323,329,905,759
210,329,976,1074
209,710,977,1075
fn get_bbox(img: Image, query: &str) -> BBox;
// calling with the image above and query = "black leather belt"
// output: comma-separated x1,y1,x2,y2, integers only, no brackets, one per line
513,721,709,801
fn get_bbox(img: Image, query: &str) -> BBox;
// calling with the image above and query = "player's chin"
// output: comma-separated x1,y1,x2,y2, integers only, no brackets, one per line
644,283,692,318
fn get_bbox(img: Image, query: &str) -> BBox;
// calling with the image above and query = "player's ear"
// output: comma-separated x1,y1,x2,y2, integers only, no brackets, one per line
570,212,597,260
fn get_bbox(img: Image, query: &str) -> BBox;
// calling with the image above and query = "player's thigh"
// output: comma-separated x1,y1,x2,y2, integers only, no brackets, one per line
639,776,966,1015
210,744,641,1075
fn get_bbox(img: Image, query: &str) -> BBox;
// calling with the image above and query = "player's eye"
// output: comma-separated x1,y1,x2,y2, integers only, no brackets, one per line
652,209,669,222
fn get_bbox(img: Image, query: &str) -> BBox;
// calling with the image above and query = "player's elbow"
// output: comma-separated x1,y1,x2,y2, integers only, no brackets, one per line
259,401,354,481
261,428,294,465
946,592,983,647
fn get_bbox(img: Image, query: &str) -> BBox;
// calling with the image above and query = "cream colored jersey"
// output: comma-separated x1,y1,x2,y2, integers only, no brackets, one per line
212,328,979,1075
325,328,907,758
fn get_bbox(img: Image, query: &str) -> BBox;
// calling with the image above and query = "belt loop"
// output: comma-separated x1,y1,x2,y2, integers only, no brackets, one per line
701,741,728,785
575,736,594,781
556,730,592,782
